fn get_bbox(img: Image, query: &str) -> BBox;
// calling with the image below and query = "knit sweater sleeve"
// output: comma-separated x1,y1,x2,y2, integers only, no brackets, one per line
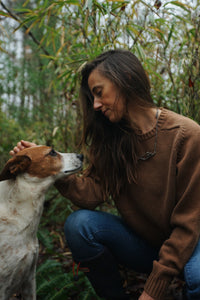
54,174,104,209
144,123,200,299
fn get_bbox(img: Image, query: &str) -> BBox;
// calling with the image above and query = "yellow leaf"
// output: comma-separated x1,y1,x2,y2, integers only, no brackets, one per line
149,26,164,34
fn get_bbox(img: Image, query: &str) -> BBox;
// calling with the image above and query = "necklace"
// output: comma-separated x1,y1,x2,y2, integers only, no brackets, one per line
138,108,159,161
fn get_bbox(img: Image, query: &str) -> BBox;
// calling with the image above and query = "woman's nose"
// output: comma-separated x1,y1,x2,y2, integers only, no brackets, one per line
93,97,102,111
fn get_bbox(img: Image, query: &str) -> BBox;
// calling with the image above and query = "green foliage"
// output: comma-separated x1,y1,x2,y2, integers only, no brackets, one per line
37,227,55,251
36,188,103,299
0,0,200,297
42,186,74,223
36,260,74,300
1,0,200,132
0,108,25,168
36,259,101,299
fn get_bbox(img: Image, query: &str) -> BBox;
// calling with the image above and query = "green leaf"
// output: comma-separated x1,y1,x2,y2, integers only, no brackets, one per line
14,8,33,13
0,10,12,17
134,44,146,61
13,16,38,33
155,18,167,25
40,54,57,60
164,1,190,12
37,228,54,250
64,0,80,4
37,259,61,274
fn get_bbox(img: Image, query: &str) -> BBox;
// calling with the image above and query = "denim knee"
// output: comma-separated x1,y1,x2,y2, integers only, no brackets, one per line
64,209,90,244
185,263,200,288
64,209,104,261
184,240,200,299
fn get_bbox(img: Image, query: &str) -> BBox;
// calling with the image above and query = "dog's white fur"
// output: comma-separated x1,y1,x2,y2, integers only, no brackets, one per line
0,146,82,300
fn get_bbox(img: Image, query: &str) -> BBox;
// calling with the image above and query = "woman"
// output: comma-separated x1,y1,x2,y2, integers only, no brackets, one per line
11,50,200,300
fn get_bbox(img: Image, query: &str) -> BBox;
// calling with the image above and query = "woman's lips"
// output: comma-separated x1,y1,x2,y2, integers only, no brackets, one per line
102,109,109,116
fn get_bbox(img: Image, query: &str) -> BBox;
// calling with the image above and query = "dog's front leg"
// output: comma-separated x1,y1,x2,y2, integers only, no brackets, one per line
21,265,37,300
21,248,38,300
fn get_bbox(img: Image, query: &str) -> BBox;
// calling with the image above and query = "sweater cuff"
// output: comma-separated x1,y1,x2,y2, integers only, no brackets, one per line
144,272,170,300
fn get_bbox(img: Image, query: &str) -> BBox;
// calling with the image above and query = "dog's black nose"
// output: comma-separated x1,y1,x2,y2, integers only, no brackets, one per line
77,154,84,162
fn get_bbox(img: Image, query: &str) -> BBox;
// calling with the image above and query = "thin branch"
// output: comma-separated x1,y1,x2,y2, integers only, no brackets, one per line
0,0,50,57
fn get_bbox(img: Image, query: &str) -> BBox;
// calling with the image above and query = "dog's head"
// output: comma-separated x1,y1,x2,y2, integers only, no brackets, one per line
0,146,83,182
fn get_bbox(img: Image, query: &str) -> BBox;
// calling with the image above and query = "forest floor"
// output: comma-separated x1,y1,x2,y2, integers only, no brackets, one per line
10,249,186,300
11,208,186,300
36,221,186,300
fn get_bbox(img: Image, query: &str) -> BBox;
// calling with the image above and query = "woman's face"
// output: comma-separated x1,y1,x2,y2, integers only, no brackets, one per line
88,68,126,123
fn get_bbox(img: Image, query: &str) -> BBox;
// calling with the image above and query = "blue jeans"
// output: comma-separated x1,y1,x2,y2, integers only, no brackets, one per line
64,209,200,299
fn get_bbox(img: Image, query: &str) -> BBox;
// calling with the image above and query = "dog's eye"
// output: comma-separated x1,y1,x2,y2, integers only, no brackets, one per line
49,149,57,157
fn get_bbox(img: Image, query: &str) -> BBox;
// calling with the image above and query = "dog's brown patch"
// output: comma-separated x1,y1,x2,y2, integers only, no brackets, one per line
16,146,63,178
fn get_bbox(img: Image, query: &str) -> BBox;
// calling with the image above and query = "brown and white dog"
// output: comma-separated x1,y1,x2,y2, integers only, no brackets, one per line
0,146,83,300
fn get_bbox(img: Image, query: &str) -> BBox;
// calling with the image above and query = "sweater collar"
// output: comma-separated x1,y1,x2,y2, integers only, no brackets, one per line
136,108,167,141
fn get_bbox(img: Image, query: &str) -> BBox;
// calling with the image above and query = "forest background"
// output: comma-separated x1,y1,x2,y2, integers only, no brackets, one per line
0,0,199,299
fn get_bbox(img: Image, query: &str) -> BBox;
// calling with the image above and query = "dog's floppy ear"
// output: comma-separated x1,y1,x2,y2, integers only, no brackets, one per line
0,155,31,182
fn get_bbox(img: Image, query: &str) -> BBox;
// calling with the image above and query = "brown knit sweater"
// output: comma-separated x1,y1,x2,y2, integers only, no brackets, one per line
55,108,200,300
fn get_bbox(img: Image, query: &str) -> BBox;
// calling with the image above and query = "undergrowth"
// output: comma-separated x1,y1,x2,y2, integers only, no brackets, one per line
36,187,103,299
36,259,100,300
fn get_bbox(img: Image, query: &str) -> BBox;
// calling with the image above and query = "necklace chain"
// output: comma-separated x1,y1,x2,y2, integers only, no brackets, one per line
138,109,159,161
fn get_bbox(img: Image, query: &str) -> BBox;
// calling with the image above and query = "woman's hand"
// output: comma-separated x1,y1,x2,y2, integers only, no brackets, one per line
9,140,37,156
138,291,155,300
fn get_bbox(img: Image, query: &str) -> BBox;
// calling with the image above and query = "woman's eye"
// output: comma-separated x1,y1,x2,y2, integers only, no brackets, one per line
49,149,57,157
96,90,102,97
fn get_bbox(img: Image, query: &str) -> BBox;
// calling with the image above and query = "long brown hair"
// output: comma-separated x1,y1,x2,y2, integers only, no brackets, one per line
80,49,154,199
